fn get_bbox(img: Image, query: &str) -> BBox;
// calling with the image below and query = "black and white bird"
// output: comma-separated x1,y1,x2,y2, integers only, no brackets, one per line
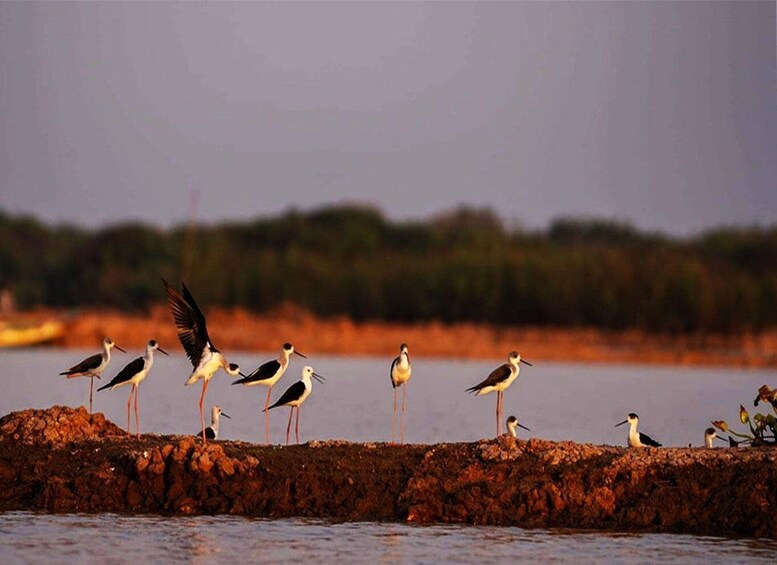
704,427,725,448
389,343,412,444
163,280,244,443
506,415,531,438
197,405,231,441
98,339,168,438
466,351,532,437
266,365,325,445
60,337,126,414
614,413,662,448
232,343,306,444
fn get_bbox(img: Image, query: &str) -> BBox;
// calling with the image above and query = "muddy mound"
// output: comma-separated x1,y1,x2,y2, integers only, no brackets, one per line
0,405,124,446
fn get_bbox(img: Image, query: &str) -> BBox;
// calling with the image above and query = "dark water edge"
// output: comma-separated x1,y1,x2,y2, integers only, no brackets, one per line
2,512,777,564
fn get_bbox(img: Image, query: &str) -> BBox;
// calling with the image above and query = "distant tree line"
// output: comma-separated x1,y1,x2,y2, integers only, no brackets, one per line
1,205,775,333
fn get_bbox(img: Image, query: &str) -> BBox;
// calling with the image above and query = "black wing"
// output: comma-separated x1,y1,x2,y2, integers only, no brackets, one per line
198,426,216,440
163,279,213,367
232,359,281,385
268,381,306,409
466,364,511,393
640,432,662,447
60,353,102,375
389,356,400,389
98,356,144,391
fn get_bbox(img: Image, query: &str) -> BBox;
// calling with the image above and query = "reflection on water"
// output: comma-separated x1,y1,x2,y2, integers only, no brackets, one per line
0,513,776,564
1,349,775,447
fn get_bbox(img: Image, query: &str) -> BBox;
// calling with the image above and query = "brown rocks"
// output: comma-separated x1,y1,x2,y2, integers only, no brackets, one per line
0,406,775,538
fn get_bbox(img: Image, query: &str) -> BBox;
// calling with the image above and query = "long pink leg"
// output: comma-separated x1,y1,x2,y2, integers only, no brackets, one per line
295,405,301,444
285,406,294,446
89,376,94,415
126,386,133,437
264,386,272,444
134,384,140,439
401,384,407,445
199,379,210,443
495,391,501,437
392,387,397,444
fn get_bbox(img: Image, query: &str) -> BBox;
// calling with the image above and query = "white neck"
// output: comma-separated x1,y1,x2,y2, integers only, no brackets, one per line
211,412,220,431
398,352,409,368
102,343,112,359
507,423,517,438
705,434,714,448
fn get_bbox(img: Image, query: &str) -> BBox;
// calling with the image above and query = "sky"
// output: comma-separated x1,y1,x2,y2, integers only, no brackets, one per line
0,1,775,235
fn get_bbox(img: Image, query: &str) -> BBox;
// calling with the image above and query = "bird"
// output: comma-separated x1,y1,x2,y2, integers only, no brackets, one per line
97,339,168,438
704,427,727,448
506,415,531,438
466,351,532,437
614,413,662,448
389,343,412,444
60,337,126,414
266,365,325,445
163,280,244,443
197,405,231,441
232,343,306,444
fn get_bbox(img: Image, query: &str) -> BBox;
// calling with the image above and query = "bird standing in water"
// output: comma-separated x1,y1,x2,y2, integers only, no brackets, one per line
466,351,532,437
98,339,168,438
60,337,126,414
163,280,244,443
266,365,325,445
232,343,306,444
390,343,412,444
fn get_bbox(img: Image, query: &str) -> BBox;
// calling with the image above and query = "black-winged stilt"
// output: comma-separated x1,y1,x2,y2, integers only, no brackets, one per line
389,343,412,444
614,413,662,447
60,337,126,414
466,351,531,437
506,415,531,438
232,343,306,444
198,405,231,441
163,280,244,443
97,339,168,438
266,365,324,445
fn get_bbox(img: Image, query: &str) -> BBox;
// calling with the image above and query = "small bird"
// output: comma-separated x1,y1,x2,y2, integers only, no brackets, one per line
704,427,727,448
506,415,531,438
466,351,532,437
197,405,231,441
60,337,126,414
614,413,662,448
98,339,168,438
390,343,412,444
232,343,306,444
163,280,244,443
266,365,325,445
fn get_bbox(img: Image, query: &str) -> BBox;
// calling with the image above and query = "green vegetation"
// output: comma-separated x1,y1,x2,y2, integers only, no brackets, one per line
713,385,777,446
1,205,775,333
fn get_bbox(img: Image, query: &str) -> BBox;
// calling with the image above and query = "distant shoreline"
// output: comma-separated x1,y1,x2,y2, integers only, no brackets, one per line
8,306,775,368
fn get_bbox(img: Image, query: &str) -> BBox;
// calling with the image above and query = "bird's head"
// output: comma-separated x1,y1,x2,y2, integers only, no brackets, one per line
104,337,126,353
509,351,532,367
506,415,531,432
225,362,244,377
148,339,169,355
302,365,325,384
615,413,639,428
212,405,231,420
283,342,307,359
400,343,409,354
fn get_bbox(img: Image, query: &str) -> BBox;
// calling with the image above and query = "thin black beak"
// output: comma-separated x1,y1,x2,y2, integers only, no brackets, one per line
157,347,169,356
520,359,533,366
714,435,727,442
754,395,760,407
239,371,247,378
221,412,231,419
114,345,127,353
518,423,531,432
614,420,628,428
312,372,325,384
294,350,307,359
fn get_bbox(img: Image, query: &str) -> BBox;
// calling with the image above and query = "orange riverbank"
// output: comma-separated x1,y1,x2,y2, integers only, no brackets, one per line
13,306,775,367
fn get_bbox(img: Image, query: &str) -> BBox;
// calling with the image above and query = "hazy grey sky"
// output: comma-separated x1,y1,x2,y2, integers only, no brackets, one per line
1,1,775,234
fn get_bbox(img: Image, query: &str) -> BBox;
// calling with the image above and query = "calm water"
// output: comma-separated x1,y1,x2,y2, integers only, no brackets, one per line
1,513,777,564
2,349,776,562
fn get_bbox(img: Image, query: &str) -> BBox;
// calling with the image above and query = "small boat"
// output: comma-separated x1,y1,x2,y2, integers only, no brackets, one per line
0,318,65,348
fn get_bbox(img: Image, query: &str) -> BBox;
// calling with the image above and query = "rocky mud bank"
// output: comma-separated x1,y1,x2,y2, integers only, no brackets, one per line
0,406,775,538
